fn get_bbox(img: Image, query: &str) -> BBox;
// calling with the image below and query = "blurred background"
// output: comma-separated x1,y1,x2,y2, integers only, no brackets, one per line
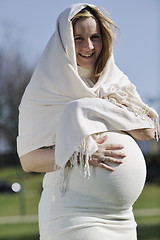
0,0,159,239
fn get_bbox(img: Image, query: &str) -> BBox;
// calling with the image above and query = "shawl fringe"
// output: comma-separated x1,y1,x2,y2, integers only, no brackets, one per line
70,139,92,179
100,83,160,141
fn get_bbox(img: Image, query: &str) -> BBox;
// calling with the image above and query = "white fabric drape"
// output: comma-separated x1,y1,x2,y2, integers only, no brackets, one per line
17,3,159,170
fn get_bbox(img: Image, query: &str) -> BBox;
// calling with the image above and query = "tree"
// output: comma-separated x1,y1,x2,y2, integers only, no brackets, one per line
0,47,32,153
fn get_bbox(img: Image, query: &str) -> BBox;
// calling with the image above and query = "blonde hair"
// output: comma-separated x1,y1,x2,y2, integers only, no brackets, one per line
71,6,118,78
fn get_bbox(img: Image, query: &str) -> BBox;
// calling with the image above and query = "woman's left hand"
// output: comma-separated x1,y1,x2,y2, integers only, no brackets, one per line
89,136,126,171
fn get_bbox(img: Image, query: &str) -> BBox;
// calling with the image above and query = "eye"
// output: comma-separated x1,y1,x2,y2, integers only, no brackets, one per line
91,35,101,40
74,36,83,41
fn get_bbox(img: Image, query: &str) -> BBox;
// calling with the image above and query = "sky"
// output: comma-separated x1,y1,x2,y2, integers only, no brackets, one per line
0,0,159,112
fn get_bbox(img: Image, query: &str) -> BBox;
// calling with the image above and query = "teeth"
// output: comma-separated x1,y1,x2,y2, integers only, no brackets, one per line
80,53,93,57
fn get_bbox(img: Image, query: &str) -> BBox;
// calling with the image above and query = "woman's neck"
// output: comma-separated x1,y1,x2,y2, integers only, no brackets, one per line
78,66,93,79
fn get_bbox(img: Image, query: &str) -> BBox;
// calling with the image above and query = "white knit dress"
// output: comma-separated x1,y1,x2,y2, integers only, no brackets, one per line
38,68,146,240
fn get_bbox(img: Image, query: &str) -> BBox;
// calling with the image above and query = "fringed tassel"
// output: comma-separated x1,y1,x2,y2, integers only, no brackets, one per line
147,106,160,142
101,84,160,138
153,117,160,141
70,139,92,179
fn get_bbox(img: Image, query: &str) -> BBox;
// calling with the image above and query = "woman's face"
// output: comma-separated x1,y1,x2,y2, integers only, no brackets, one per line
73,17,102,69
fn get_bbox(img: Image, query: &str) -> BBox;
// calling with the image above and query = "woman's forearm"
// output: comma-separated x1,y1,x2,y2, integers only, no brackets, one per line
20,148,58,173
19,136,127,173
126,128,154,141
19,129,154,173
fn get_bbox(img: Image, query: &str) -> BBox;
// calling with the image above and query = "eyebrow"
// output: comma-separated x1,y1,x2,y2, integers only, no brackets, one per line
74,33,101,36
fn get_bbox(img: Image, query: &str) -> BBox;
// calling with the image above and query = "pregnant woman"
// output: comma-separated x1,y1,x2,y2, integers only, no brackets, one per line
17,3,159,240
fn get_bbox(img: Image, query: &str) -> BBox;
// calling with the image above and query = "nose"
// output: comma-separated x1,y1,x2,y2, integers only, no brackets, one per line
83,38,94,50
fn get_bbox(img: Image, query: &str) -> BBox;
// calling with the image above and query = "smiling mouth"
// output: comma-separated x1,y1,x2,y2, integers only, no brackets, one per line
79,53,94,58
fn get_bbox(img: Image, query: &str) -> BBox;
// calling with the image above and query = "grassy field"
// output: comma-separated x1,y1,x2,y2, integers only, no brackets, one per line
0,166,160,239
134,184,160,209
0,167,43,216
0,223,39,240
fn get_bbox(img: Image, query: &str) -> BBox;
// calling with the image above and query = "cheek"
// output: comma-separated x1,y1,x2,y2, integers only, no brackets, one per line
75,43,81,56
74,44,81,64
98,41,103,54
95,43,102,57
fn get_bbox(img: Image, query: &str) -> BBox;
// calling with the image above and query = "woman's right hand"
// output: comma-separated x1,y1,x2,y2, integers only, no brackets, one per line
89,136,126,171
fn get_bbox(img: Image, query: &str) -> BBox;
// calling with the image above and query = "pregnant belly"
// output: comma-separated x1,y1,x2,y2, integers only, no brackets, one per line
67,131,146,209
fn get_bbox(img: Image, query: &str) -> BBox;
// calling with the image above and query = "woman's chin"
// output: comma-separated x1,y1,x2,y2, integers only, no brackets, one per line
78,63,94,69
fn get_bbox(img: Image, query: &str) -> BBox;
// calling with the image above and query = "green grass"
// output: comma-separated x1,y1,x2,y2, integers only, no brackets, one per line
136,216,160,226
137,224,160,240
134,183,160,209
0,167,44,216
0,167,160,239
0,222,39,240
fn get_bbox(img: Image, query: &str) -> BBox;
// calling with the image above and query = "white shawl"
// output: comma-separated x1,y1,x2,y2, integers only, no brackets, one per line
17,3,159,172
